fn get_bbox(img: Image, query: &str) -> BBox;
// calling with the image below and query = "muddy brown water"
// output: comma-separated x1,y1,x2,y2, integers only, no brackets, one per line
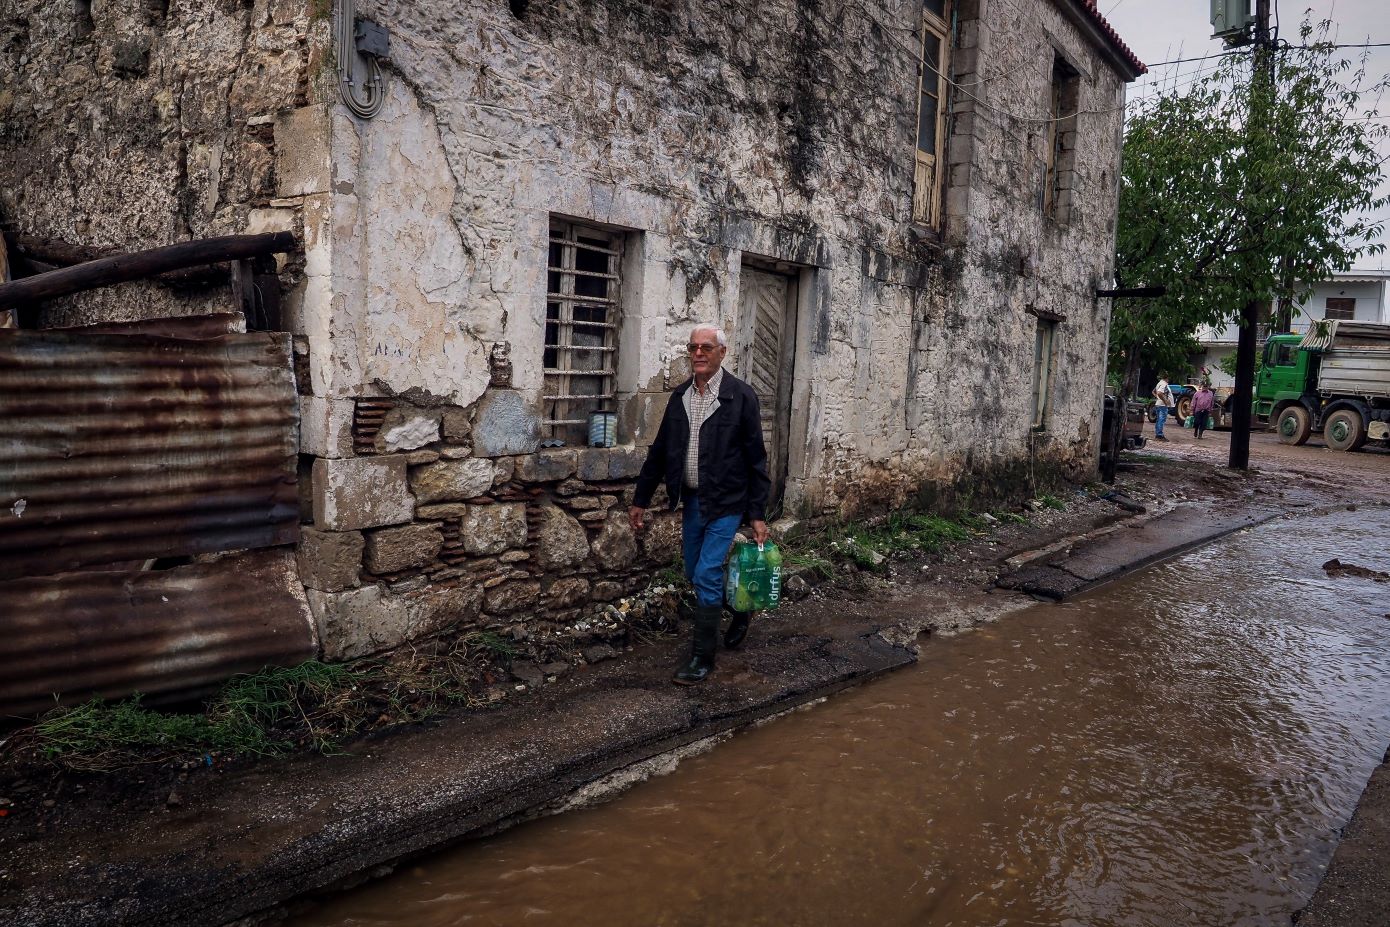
295,508,1390,927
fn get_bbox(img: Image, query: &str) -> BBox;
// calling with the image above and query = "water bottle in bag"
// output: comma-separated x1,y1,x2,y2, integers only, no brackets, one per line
725,541,783,612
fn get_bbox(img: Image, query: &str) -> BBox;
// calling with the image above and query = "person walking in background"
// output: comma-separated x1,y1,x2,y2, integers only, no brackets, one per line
630,324,771,686
1152,375,1174,441
1191,382,1215,439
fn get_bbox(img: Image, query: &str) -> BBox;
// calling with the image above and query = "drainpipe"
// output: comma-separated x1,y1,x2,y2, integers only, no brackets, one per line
337,0,388,119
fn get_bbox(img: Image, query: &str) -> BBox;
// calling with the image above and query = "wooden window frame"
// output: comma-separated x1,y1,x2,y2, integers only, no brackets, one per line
1043,55,1080,220
1324,297,1356,321
912,1,951,227
1032,318,1056,430
542,220,623,444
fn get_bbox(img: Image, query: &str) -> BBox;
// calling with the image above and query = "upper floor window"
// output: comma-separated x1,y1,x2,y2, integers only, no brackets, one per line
1044,55,1080,221
1325,297,1356,320
912,0,951,227
543,220,623,445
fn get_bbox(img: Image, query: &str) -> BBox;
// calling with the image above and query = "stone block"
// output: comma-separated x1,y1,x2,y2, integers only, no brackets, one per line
364,523,444,574
546,576,590,608
401,584,484,638
484,580,541,615
534,505,590,571
275,104,332,197
591,512,638,570
376,408,442,453
574,447,648,482
441,407,472,442
517,448,577,483
472,389,539,457
300,396,355,458
462,503,528,555
312,457,412,530
591,580,624,601
607,447,646,480
306,585,409,661
296,527,364,592
575,448,611,482
245,207,297,237
416,503,470,520
410,458,495,503
494,457,516,484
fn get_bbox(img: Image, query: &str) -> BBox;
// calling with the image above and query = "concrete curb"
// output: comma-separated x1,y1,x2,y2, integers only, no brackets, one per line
994,505,1283,600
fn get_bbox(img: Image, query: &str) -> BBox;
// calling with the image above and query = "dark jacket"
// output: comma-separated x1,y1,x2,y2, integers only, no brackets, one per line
633,370,771,522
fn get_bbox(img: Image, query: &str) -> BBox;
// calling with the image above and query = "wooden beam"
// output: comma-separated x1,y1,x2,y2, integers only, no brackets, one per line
6,233,230,287
0,232,298,308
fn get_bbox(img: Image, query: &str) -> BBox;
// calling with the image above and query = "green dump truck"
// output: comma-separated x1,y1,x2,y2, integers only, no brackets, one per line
1256,319,1390,451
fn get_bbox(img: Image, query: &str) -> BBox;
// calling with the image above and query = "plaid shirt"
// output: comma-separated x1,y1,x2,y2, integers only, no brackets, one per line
684,366,724,489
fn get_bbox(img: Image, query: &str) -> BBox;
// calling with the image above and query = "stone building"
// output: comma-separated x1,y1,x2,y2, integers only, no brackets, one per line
0,0,1143,667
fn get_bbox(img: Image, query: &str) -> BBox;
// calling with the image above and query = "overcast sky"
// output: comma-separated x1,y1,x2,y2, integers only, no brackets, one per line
1104,0,1390,269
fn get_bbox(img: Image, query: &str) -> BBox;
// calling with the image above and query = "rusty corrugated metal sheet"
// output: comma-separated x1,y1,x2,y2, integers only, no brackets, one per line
0,330,299,580
0,549,316,717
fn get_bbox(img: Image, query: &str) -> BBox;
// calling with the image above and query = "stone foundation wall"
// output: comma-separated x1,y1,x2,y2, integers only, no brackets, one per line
298,392,688,659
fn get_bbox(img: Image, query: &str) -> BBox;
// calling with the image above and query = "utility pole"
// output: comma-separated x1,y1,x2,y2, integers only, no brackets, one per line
1227,0,1273,471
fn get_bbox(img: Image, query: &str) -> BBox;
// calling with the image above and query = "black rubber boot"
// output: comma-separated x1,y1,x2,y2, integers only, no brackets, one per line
673,605,721,685
723,609,752,649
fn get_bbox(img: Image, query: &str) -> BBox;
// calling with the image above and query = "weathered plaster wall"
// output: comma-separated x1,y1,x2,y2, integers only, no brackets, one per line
3,0,1133,665
0,0,330,325
295,0,1133,660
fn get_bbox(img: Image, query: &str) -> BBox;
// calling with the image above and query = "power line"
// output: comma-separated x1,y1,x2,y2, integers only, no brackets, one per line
1140,42,1390,70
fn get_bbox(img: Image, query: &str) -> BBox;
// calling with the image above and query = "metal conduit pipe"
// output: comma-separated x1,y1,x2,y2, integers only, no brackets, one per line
337,0,385,119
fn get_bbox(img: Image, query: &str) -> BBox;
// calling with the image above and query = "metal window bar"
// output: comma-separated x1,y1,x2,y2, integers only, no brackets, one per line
543,222,621,442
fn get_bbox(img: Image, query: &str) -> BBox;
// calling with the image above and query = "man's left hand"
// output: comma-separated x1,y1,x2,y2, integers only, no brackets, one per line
751,519,770,545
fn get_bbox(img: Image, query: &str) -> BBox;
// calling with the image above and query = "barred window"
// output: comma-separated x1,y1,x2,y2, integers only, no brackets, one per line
543,220,622,444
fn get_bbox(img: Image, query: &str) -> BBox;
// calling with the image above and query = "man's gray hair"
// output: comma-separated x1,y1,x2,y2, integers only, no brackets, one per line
690,323,728,348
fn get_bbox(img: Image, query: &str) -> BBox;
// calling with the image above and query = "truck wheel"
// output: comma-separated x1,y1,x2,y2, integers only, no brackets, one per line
1324,408,1367,452
1276,406,1312,446
1146,405,1157,423
1176,396,1193,422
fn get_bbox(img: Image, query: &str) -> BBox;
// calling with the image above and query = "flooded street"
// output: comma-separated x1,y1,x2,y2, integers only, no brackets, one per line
296,508,1390,927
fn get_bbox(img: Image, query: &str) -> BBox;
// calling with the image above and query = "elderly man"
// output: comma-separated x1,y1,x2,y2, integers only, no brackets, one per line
630,323,771,685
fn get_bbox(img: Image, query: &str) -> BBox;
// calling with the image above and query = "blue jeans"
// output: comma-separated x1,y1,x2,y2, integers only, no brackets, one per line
1155,404,1169,436
681,493,741,608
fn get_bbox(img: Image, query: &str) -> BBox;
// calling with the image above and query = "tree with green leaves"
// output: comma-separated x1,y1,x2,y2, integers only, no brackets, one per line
1109,18,1388,404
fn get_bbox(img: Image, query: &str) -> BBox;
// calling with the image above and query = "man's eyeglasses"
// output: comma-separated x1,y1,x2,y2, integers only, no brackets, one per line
686,343,720,355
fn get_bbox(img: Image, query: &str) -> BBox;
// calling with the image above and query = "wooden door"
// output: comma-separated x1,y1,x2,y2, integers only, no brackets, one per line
734,266,797,512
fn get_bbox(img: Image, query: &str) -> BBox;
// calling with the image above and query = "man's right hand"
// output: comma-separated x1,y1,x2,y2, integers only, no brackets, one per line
628,505,646,533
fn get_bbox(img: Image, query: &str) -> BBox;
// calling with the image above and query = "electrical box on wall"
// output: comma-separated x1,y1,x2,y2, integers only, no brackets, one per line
1210,0,1254,43
355,18,390,60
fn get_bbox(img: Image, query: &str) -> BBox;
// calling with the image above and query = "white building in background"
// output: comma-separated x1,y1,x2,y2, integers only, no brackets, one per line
1195,270,1390,387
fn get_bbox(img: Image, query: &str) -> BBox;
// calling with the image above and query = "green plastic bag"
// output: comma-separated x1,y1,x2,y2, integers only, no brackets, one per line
725,541,783,612
1184,415,1194,428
